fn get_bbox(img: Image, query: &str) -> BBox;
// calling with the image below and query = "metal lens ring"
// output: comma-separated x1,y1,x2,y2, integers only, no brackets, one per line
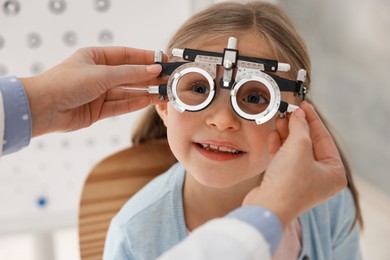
167,62,216,113
231,70,281,124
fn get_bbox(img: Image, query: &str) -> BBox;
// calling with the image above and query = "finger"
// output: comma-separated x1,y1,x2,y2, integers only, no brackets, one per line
268,109,309,164
300,102,340,161
291,105,346,191
285,108,311,147
85,47,159,65
98,64,162,88
118,75,169,88
99,96,152,118
106,87,150,100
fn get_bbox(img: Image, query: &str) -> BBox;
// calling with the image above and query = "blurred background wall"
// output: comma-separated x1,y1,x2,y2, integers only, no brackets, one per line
281,0,390,195
0,0,389,259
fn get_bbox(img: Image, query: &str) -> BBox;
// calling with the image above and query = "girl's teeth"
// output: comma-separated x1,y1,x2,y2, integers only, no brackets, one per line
199,143,239,154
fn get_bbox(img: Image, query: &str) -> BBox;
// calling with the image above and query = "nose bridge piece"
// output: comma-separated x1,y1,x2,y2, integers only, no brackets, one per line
221,37,238,89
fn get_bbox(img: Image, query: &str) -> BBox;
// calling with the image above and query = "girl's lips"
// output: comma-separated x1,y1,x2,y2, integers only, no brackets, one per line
195,140,244,152
193,141,245,161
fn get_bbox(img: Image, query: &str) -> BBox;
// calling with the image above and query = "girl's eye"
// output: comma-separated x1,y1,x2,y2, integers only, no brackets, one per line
245,93,266,104
191,82,209,94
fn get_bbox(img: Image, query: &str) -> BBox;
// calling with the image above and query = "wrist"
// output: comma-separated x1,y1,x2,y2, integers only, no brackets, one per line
227,206,283,255
243,189,298,229
20,76,51,137
0,76,32,154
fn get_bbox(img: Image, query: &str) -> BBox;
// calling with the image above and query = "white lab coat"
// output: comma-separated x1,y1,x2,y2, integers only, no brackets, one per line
0,90,272,260
158,218,271,260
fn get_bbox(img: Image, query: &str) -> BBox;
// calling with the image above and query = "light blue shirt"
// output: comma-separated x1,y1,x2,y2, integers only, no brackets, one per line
104,163,361,260
0,76,32,155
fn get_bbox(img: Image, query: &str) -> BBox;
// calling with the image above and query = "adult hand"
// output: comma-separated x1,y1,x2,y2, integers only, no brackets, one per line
243,101,347,228
20,47,167,137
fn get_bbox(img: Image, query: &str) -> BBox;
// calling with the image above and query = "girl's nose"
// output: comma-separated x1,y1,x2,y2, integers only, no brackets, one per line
205,91,241,131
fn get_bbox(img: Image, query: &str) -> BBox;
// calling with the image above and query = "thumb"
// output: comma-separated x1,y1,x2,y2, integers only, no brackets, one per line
279,108,312,155
98,64,162,88
268,109,308,160
286,108,309,143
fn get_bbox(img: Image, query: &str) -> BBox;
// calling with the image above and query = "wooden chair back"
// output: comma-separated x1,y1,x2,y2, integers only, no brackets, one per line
78,139,176,260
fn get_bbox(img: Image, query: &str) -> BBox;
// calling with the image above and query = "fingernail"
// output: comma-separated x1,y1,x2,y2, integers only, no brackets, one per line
294,108,305,118
146,64,162,74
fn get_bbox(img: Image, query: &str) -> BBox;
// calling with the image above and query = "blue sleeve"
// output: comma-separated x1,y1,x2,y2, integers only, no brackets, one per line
227,205,283,255
0,76,32,155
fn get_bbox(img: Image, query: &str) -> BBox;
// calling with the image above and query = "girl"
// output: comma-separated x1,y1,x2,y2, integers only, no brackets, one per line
104,2,362,259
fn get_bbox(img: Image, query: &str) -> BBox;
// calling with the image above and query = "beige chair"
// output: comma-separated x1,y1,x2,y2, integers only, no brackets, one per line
78,139,176,260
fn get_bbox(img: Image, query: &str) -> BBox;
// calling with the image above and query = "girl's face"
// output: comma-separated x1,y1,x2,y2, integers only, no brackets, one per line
157,34,296,189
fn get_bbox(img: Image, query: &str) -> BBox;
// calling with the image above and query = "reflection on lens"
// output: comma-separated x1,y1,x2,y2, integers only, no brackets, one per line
236,80,270,115
176,72,211,106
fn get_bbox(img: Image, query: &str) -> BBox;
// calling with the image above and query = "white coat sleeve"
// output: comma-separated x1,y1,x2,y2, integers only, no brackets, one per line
157,218,272,260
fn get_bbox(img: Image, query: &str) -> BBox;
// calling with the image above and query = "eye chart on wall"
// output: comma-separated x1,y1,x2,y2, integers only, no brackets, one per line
0,0,196,235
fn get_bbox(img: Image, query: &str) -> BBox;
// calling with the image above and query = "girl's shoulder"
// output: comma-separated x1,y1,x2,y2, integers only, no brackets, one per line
326,186,356,215
302,187,356,226
110,162,188,259
299,188,361,259
329,187,357,228
114,162,185,225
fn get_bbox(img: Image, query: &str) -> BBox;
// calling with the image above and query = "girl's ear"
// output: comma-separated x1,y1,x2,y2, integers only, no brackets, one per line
155,103,168,127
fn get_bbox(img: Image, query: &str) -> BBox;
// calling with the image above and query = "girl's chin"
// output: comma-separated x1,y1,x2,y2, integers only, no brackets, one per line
187,166,264,190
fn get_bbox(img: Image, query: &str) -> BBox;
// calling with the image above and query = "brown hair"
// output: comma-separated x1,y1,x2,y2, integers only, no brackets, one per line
132,1,362,228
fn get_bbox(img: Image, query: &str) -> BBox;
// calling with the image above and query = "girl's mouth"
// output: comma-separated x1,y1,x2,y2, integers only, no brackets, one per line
196,143,243,154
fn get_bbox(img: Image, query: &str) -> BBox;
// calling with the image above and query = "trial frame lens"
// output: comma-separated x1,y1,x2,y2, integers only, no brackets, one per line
231,72,281,125
168,66,216,112
166,63,283,124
